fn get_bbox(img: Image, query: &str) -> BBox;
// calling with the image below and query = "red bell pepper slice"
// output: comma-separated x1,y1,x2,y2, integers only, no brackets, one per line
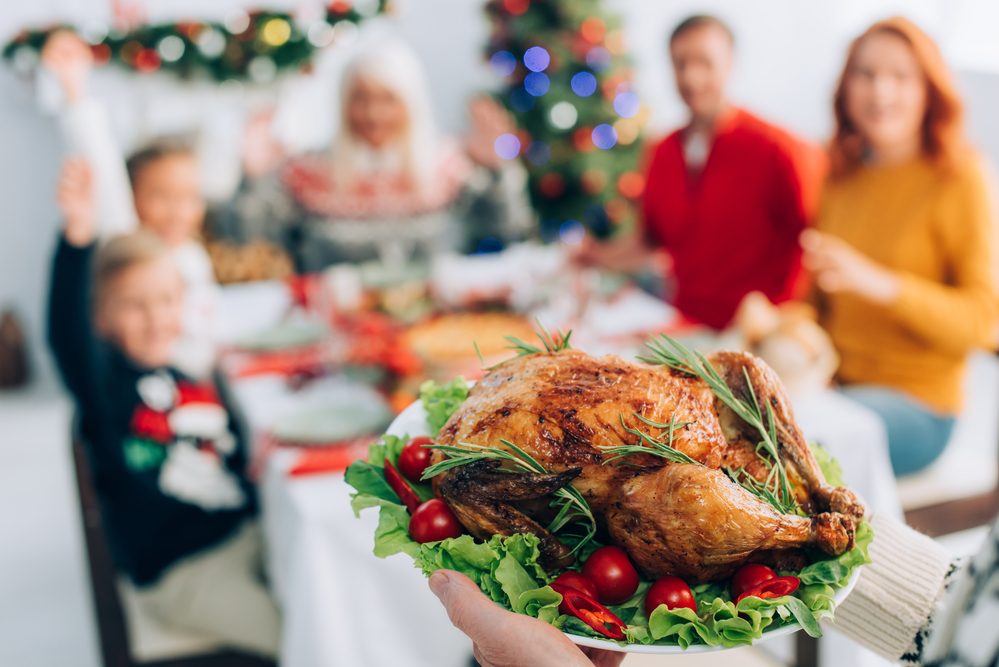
384,458,422,513
735,575,800,604
551,583,627,640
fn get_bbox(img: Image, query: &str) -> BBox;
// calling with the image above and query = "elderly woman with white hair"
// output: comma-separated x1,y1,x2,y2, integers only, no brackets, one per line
239,39,535,270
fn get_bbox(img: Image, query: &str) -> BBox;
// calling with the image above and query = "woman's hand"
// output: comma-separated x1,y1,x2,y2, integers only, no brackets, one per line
465,96,515,170
429,570,625,667
801,229,899,304
58,158,97,247
40,30,93,104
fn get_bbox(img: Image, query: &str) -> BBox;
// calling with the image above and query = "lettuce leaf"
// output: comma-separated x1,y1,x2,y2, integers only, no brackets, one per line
344,400,873,649
420,378,469,435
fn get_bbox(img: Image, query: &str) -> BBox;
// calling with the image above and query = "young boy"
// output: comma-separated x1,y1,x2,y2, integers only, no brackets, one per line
48,162,280,657
42,32,219,377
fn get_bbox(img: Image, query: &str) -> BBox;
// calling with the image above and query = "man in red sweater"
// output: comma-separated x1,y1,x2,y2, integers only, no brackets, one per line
578,15,824,329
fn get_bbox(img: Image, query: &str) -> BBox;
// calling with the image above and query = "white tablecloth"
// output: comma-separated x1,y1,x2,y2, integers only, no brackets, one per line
261,453,470,667
219,278,902,667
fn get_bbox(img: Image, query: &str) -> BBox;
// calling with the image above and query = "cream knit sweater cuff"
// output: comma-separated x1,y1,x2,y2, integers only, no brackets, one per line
828,513,953,662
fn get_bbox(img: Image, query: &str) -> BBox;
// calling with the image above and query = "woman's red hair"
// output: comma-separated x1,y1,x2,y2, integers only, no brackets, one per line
829,16,966,177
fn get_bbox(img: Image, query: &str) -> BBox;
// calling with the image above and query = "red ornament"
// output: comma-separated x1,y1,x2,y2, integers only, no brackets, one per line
580,17,606,44
330,0,353,14
90,43,112,64
617,171,645,198
573,127,594,152
176,22,203,39
134,48,161,73
538,172,566,198
502,0,530,15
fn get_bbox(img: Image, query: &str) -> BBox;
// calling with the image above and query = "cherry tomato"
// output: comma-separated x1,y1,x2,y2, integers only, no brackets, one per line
730,564,776,599
409,499,463,543
582,546,640,604
552,571,600,601
645,576,697,616
398,436,434,482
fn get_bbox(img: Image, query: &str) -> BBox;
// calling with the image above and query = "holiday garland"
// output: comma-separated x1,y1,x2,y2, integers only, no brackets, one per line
485,0,645,239
2,2,390,83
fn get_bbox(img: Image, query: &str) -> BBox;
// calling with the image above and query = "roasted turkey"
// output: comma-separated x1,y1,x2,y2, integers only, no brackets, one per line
431,347,865,584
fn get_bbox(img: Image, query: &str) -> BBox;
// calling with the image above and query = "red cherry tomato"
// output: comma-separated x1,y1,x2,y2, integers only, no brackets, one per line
730,564,776,599
552,571,600,601
408,499,463,543
645,576,697,616
398,436,434,483
582,546,640,604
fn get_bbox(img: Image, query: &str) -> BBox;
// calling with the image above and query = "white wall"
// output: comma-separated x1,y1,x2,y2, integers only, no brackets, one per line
1,0,997,381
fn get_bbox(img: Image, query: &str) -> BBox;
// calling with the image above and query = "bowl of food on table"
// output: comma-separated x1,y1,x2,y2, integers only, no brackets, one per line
346,329,870,653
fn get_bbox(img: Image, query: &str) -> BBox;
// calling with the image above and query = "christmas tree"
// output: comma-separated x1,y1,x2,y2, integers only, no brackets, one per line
484,0,646,240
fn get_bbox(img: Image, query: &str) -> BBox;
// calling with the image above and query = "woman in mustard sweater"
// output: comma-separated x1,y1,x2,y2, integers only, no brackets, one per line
803,17,998,475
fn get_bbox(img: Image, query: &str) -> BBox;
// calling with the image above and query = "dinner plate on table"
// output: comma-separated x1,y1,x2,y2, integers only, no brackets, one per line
386,398,863,654
272,392,392,447
233,319,328,352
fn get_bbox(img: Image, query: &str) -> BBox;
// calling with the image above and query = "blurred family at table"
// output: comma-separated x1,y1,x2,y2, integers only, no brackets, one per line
41,11,998,658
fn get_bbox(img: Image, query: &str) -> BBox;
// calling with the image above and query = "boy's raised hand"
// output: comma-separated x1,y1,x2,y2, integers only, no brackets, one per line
40,30,93,104
58,158,97,247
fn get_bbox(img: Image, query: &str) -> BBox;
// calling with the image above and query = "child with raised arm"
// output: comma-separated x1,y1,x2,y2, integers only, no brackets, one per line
42,32,219,377
48,159,279,657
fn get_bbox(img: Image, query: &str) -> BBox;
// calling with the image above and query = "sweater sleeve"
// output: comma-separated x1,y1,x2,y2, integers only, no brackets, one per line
46,237,108,411
60,98,139,237
886,160,999,354
828,514,954,662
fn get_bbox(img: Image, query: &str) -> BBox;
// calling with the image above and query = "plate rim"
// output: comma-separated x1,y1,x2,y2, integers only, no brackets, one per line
388,398,864,654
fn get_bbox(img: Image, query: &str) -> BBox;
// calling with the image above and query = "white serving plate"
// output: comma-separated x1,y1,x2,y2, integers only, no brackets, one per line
387,399,861,654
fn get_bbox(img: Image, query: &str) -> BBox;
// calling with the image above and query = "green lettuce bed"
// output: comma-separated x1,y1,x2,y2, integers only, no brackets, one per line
345,379,872,649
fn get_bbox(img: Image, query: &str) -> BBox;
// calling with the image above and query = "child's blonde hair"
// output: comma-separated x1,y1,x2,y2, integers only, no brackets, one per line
125,137,196,188
94,231,172,304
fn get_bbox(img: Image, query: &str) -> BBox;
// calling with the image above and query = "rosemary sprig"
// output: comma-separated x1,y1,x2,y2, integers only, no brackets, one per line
599,413,699,465
421,439,597,554
638,335,798,514
506,320,573,357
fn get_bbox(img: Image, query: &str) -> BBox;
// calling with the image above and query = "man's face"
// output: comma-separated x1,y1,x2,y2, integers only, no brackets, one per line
670,25,734,122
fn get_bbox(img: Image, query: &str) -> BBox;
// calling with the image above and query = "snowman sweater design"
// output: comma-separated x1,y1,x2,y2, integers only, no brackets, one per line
48,239,254,586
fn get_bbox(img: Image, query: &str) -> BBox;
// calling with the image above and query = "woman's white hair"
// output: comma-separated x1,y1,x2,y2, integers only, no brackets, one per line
330,39,440,198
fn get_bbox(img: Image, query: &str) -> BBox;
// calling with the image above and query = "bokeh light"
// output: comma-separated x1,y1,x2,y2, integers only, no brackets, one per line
308,22,335,48
586,47,611,71
618,171,645,198
248,56,277,83
580,17,606,43
524,72,550,96
613,118,640,145
592,124,618,150
549,101,578,130
559,220,586,246
525,141,551,166
260,18,292,47
613,91,640,118
223,11,250,34
157,35,185,62
494,133,522,160
490,50,517,77
570,71,597,97
523,46,550,72
502,0,530,15
197,29,227,57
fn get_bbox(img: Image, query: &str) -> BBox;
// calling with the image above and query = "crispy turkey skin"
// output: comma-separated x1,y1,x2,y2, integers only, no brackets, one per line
432,349,865,583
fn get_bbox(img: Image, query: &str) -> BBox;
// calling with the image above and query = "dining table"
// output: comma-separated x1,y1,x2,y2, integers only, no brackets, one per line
216,259,902,667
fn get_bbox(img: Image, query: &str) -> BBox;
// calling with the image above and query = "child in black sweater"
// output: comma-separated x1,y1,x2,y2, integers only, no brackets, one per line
48,160,279,657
